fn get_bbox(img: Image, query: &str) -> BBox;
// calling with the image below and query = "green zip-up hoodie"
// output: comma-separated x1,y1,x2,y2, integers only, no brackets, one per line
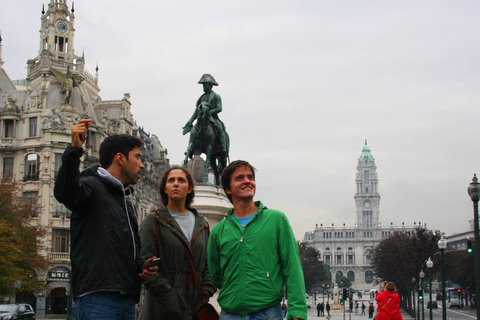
208,201,307,319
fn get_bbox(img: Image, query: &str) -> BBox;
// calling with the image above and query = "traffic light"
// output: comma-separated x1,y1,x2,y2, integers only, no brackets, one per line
343,287,349,300
467,239,473,253
340,299,344,305
418,289,423,301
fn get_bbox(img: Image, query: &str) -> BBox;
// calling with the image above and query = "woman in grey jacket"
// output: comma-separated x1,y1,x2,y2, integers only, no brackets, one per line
139,166,215,320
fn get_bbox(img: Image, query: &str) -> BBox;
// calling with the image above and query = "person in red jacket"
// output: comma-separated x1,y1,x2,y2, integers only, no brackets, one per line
375,282,403,320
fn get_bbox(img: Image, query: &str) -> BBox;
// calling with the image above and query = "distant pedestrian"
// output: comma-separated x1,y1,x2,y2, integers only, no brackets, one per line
355,301,359,313
320,302,324,316
317,302,321,317
368,302,374,318
326,301,331,317
361,302,366,316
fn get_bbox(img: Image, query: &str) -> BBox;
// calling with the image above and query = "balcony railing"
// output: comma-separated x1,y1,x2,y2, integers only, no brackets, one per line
23,173,40,182
48,252,70,262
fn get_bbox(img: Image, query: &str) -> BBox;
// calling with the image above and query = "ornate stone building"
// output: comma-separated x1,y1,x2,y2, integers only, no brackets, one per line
0,0,168,314
303,142,416,290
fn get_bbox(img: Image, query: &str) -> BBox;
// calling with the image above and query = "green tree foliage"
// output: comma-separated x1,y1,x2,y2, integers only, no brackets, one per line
0,180,47,295
371,227,441,312
445,246,475,290
336,276,352,289
298,241,329,291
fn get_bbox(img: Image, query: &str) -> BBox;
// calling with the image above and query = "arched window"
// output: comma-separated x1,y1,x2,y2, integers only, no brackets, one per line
347,271,355,282
365,271,374,284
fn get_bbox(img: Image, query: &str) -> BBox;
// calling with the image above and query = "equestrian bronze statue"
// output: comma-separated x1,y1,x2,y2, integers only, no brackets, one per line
183,74,229,186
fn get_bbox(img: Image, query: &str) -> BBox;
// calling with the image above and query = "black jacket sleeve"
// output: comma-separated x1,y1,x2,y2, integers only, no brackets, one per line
54,146,91,213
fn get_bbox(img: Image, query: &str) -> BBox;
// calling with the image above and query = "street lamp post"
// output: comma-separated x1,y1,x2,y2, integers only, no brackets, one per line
426,257,433,320
468,174,480,320
420,270,425,320
438,236,447,320
322,284,325,307
412,277,416,318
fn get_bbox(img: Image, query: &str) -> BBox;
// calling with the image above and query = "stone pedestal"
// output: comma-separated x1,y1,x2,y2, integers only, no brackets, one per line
186,156,231,227
192,184,232,227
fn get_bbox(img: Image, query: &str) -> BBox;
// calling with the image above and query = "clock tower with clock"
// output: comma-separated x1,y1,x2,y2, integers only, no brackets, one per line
39,0,76,62
354,141,380,229
27,0,99,106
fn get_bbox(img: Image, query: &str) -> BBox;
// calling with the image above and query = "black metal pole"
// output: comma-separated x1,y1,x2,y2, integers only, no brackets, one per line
441,249,446,320
473,199,480,320
422,288,425,320
429,275,433,320
412,283,416,318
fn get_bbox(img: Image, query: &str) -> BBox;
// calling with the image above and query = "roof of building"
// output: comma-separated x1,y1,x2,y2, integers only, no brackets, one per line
0,68,16,92
359,140,374,161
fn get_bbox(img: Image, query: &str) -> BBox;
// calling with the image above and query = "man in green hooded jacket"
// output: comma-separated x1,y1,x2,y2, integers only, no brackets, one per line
208,160,307,320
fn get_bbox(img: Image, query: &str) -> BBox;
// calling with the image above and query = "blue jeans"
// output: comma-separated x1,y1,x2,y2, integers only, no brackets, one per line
220,304,283,320
74,292,136,320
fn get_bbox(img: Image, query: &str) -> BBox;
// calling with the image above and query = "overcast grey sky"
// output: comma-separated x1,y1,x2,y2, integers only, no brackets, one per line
2,0,479,240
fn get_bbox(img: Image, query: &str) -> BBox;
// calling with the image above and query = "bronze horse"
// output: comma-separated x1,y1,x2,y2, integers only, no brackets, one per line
183,103,229,186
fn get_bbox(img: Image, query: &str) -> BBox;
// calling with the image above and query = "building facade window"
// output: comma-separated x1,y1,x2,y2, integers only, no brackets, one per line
2,157,14,178
365,254,372,264
53,198,71,218
336,255,342,264
24,153,40,181
4,119,14,138
54,153,62,179
347,254,355,264
324,255,331,264
347,271,355,282
364,170,370,184
363,211,373,228
52,229,70,253
23,191,38,217
365,271,374,284
86,130,97,149
29,117,37,137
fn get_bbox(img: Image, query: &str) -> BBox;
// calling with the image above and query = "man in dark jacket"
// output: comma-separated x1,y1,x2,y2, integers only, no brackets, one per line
54,119,157,320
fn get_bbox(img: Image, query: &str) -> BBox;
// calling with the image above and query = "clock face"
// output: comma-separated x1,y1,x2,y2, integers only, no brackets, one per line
364,200,371,208
57,21,68,32
44,23,49,33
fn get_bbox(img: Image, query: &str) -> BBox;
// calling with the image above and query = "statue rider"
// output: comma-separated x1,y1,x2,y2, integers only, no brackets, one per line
183,74,227,153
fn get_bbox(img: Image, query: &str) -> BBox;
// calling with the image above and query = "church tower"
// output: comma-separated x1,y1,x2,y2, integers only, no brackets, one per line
354,141,380,228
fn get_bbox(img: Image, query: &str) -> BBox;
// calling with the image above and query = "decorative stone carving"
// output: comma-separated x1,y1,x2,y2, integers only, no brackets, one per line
42,110,65,130
1,95,21,115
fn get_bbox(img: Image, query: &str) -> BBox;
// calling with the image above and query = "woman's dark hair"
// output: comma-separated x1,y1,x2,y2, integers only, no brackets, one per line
99,134,144,169
221,160,256,202
159,166,195,209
